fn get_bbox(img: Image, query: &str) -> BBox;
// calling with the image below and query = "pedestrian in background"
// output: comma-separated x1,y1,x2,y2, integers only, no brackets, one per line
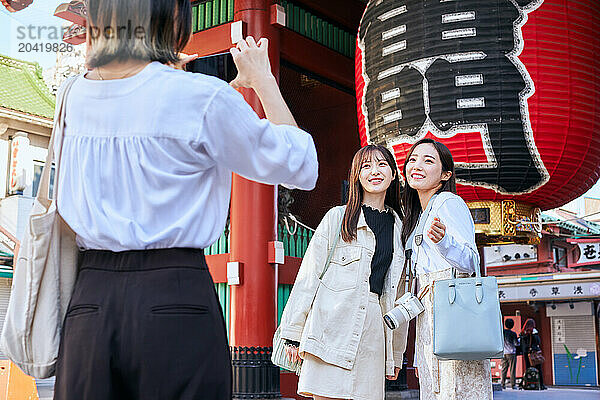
402,138,493,400
501,318,518,389
520,318,547,390
278,145,408,400
52,0,318,398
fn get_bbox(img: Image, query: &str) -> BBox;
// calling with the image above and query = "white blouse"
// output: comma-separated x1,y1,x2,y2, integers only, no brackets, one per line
55,62,318,251
410,192,479,274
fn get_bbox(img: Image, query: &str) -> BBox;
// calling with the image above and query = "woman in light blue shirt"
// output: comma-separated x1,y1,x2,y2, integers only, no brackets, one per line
401,138,491,400
53,0,317,399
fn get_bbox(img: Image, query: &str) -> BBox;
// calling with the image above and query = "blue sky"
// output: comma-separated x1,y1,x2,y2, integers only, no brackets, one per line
586,180,600,199
1,1,66,69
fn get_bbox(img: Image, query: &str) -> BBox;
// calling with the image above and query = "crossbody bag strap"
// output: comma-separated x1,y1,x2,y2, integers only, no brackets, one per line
319,213,343,280
281,210,342,347
38,76,79,209
403,194,439,294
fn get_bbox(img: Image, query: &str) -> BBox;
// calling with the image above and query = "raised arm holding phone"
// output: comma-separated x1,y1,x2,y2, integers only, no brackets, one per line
51,1,317,399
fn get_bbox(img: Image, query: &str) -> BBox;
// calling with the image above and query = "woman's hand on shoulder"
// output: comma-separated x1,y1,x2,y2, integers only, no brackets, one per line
230,36,275,90
428,217,446,243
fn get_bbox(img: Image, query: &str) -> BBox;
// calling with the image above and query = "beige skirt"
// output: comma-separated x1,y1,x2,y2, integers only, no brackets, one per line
297,293,385,400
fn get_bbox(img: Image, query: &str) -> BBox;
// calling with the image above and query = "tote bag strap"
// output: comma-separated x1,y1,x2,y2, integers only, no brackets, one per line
38,76,79,208
448,224,482,303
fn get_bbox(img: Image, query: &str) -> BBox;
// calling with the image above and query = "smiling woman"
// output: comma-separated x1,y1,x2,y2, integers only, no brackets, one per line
276,145,409,400
400,138,490,400
401,138,456,246
342,145,402,243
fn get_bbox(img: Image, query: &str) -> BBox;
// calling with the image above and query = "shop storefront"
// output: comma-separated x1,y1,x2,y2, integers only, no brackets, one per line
494,271,600,387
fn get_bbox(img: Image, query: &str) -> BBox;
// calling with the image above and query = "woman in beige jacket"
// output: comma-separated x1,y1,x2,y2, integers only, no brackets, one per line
278,144,408,400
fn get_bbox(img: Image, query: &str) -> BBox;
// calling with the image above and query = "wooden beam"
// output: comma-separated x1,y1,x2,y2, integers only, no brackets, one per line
487,259,554,276
278,256,301,285
206,252,302,285
184,22,243,57
0,114,52,140
295,0,365,32
206,253,229,283
0,225,19,265
280,28,355,92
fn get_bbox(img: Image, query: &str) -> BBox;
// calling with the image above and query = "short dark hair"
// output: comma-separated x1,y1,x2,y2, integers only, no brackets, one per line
504,318,514,329
85,0,192,68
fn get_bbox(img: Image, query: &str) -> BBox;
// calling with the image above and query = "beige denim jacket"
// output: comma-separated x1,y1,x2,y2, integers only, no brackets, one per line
279,205,408,376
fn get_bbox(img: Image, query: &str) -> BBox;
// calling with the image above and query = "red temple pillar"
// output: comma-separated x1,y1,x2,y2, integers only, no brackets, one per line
229,1,281,395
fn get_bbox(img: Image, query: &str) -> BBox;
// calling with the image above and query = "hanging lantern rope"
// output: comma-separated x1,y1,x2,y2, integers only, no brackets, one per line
283,215,298,236
283,214,316,235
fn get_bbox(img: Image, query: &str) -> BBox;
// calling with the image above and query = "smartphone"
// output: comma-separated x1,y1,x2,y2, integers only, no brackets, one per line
186,52,238,83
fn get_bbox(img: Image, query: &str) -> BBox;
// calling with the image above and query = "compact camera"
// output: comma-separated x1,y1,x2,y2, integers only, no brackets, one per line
383,292,425,330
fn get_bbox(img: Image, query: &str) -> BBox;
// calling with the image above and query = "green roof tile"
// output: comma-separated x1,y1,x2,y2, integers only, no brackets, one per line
542,213,600,236
0,54,55,119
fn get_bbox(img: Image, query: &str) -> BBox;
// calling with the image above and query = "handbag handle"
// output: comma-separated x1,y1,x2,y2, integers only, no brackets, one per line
38,76,78,208
449,244,483,304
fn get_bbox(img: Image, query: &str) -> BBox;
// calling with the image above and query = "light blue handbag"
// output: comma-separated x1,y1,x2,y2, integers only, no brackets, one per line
433,266,504,360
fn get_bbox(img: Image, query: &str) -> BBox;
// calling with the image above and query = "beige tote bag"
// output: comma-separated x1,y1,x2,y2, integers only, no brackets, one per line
1,76,79,378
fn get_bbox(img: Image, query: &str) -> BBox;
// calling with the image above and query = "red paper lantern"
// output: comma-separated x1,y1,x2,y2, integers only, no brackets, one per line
356,0,600,211
1,0,33,12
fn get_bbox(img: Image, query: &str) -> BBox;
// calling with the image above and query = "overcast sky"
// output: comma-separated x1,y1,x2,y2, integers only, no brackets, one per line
587,181,600,199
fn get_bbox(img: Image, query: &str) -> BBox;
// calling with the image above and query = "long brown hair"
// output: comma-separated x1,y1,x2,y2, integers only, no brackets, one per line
400,138,456,246
521,318,536,335
341,145,402,243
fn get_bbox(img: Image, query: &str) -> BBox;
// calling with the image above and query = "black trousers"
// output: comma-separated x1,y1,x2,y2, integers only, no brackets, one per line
54,248,232,400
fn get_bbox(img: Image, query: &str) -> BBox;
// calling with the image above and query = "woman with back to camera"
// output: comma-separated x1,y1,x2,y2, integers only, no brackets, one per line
520,318,546,389
52,0,318,399
402,138,492,399
277,144,409,400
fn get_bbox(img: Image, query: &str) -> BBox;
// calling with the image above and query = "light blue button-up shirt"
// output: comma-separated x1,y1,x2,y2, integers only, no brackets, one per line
56,62,318,251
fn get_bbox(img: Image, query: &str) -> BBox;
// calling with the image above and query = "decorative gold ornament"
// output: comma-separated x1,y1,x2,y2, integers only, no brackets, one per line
468,200,541,245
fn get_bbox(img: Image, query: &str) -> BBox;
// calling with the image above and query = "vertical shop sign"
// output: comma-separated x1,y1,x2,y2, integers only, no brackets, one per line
554,318,565,344
9,134,30,193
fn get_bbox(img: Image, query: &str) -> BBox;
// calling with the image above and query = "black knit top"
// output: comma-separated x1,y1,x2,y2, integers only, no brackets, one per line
362,204,394,296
